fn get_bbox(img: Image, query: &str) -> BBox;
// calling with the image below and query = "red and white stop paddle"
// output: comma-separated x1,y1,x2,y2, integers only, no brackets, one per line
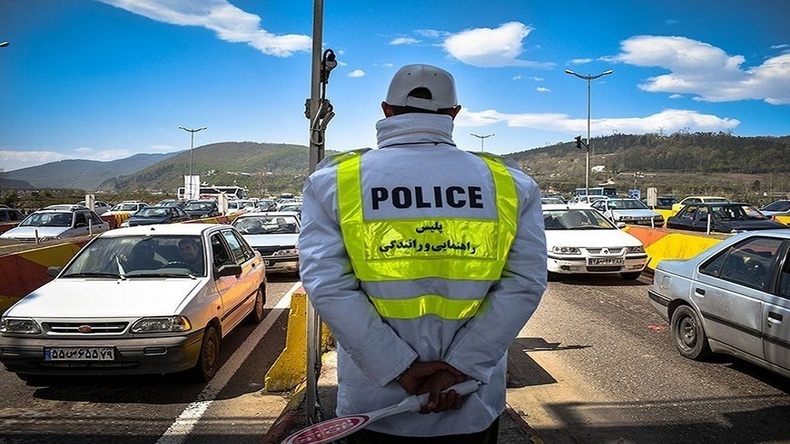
282,379,481,444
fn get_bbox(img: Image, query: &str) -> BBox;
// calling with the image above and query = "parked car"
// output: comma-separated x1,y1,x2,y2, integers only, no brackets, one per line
257,198,277,212
183,200,221,219
645,196,680,210
647,229,790,378
0,207,25,223
0,223,266,382
106,201,149,214
0,206,110,242
542,204,648,280
76,200,112,215
671,196,729,213
541,197,565,205
226,199,257,216
121,206,190,227
591,198,664,226
568,195,609,206
157,199,187,209
232,212,300,274
760,200,790,217
666,202,787,233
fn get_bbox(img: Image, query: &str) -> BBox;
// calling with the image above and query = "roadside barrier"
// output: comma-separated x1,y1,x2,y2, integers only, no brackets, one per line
623,226,723,269
0,239,89,312
264,289,333,392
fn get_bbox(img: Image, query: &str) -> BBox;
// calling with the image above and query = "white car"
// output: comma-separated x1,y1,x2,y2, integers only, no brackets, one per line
0,206,110,243
542,204,648,280
591,198,664,226
232,211,300,275
0,223,266,382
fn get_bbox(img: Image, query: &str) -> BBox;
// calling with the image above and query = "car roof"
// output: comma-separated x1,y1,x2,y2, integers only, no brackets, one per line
235,211,300,218
542,204,582,211
98,223,225,238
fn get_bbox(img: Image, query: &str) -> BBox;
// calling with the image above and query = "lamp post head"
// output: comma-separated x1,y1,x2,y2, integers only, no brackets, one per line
0,41,8,48
602,70,614,76
564,69,575,75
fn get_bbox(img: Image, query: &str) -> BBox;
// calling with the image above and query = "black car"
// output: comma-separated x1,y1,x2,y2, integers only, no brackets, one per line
644,196,679,210
123,206,190,227
666,202,788,233
183,200,221,219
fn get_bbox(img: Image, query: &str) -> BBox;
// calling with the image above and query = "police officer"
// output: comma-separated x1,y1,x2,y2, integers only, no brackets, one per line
298,64,547,443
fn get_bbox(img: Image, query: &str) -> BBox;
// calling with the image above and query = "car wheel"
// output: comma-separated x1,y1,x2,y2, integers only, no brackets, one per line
620,271,642,280
246,287,266,324
190,324,220,382
670,305,711,360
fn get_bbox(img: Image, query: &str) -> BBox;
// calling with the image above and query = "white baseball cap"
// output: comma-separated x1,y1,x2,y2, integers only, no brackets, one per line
385,64,458,111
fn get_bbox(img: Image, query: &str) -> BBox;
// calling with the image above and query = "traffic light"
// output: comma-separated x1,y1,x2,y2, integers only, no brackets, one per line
574,136,582,149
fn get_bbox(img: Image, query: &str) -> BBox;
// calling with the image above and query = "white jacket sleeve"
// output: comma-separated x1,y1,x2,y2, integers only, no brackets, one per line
443,173,547,384
298,169,418,386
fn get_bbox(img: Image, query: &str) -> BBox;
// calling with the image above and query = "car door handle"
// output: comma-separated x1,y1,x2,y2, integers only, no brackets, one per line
768,312,783,325
695,288,706,296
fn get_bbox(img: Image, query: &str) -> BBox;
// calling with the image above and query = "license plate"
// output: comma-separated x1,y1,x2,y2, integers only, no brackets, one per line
588,257,624,266
44,347,115,361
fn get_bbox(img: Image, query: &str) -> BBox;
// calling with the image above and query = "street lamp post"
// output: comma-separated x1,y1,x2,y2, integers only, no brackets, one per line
565,69,613,196
470,133,494,152
178,126,207,199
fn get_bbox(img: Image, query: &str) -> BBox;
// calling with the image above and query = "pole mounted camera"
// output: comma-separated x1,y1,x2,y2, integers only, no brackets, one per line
574,135,589,150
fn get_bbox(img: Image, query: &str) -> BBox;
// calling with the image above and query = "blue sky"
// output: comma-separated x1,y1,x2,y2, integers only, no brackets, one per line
1,0,789,172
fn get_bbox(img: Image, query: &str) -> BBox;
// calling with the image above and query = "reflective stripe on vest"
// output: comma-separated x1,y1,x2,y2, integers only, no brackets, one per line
337,152,518,282
368,294,483,320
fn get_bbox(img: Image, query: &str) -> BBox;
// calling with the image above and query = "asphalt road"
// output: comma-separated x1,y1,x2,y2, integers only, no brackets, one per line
1,273,788,443
507,273,790,444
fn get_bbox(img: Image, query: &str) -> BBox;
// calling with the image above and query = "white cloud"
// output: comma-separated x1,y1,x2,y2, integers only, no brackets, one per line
348,69,366,78
455,108,739,135
536,87,551,92
390,37,419,45
570,58,592,65
668,94,683,99
605,35,790,105
98,0,311,57
442,22,553,68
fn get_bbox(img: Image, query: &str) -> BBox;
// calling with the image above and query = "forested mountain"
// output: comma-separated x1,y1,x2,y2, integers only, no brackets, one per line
2,152,178,190
3,134,789,205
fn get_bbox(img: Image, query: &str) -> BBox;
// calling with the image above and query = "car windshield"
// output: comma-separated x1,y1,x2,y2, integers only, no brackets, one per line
19,212,72,227
763,201,790,212
609,199,649,210
112,203,140,211
232,215,300,234
60,235,206,277
135,208,168,217
543,209,616,230
710,205,767,221
185,202,214,210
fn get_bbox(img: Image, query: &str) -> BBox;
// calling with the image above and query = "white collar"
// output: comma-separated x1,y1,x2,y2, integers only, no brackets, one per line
375,113,456,149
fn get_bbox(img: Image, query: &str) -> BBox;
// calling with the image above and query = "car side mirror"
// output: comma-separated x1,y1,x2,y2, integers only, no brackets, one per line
616,222,627,229
47,266,62,277
216,264,242,278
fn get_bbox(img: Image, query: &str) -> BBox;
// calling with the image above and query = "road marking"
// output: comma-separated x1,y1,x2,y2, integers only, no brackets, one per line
156,281,302,444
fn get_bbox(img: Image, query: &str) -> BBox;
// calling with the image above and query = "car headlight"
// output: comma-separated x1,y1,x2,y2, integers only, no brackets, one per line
272,248,298,256
626,245,645,253
551,246,581,254
120,221,130,227
131,316,191,333
37,236,61,242
0,318,42,334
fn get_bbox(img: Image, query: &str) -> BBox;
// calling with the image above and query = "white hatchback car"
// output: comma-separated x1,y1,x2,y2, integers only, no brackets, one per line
232,211,300,275
542,204,648,280
0,223,266,382
0,206,110,243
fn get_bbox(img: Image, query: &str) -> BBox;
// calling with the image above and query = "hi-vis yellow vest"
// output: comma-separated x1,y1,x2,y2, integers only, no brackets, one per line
335,151,519,320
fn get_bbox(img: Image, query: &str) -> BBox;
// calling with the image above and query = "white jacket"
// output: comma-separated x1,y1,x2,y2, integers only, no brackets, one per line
299,113,546,436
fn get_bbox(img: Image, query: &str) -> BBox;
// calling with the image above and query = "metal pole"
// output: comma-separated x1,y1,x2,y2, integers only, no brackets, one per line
306,0,324,423
178,126,207,200
564,69,613,197
470,133,494,152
